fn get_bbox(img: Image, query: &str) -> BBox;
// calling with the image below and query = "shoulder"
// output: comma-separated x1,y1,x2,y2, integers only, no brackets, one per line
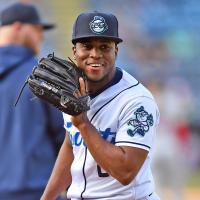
119,70,155,101
118,70,160,119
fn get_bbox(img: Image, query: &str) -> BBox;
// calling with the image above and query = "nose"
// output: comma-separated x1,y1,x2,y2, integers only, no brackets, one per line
89,48,102,59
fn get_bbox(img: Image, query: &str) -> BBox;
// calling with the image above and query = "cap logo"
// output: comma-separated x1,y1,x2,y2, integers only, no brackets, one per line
89,16,108,34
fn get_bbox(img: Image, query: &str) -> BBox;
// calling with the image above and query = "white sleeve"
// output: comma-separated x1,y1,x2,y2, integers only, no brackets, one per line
115,97,160,151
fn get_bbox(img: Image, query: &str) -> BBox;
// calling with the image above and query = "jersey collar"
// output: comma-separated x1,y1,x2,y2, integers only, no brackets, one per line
89,67,123,99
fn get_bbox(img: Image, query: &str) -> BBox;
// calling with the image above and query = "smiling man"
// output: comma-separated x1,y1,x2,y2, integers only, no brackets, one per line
41,11,160,200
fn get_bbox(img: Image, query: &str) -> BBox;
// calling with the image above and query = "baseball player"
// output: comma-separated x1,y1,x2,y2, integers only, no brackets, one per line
41,11,160,200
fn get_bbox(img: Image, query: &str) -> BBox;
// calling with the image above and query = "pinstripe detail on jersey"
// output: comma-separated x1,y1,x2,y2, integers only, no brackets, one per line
81,146,88,199
115,141,151,149
90,82,140,122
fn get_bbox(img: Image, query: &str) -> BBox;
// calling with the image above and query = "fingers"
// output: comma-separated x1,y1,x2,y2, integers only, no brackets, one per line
74,77,87,98
74,89,81,98
79,77,86,96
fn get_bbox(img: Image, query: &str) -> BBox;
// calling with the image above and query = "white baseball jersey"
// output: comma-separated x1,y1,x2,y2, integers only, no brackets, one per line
63,69,160,200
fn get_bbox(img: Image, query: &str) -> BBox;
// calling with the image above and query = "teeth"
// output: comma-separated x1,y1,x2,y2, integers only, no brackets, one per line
90,63,101,67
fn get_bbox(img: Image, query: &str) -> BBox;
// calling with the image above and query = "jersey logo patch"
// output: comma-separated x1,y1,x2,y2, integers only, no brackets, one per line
127,106,153,137
89,16,108,34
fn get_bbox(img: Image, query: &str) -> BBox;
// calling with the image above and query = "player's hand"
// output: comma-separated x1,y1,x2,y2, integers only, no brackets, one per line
71,77,90,128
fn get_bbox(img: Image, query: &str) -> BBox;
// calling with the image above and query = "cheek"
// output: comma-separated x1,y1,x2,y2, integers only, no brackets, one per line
76,53,85,60
27,35,38,46
35,33,43,44
74,57,85,71
75,48,87,58
107,53,116,65
75,51,88,65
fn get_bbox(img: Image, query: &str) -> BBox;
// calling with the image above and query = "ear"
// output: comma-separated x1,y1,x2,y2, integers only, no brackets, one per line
72,45,76,59
115,45,118,58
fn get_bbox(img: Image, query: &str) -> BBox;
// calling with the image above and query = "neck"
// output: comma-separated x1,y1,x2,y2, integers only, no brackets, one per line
87,81,103,94
87,68,116,94
0,28,19,46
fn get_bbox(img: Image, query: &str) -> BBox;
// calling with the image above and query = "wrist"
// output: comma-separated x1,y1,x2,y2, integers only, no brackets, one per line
77,120,91,132
71,112,90,129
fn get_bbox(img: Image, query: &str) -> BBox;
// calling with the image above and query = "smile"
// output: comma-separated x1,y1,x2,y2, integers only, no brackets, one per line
88,63,103,68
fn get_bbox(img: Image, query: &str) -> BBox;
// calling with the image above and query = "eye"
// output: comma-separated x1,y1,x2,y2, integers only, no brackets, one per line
100,44,110,51
82,43,92,50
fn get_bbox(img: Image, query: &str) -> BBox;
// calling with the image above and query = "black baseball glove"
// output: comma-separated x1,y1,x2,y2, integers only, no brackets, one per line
15,53,90,115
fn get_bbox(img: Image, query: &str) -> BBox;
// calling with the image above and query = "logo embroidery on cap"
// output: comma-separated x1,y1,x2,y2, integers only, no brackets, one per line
127,106,154,137
89,16,108,34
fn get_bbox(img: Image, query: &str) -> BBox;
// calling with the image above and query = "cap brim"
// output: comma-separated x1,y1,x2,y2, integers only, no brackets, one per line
72,35,123,44
42,23,56,30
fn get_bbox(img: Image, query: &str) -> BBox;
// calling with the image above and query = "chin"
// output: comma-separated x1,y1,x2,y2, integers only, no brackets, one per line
87,76,105,83
88,79,101,83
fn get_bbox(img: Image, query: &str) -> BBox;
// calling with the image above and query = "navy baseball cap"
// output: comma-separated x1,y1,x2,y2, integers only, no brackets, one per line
0,3,55,30
72,11,123,44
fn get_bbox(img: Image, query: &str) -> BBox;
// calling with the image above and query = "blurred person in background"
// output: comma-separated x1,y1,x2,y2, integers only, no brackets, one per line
0,2,65,200
147,78,193,200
